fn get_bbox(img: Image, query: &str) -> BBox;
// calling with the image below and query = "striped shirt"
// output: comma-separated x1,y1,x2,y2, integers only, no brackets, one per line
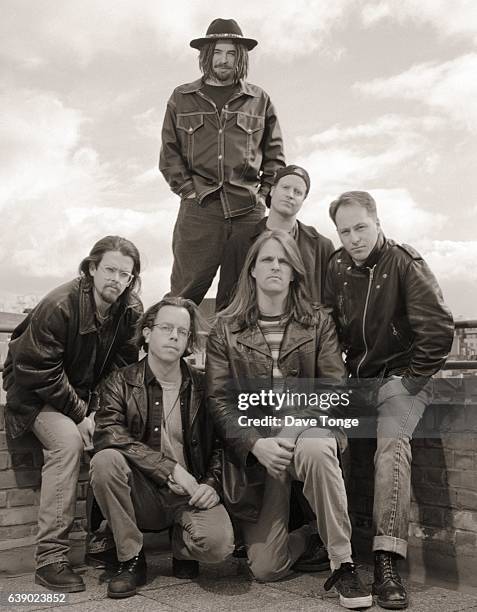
258,314,286,390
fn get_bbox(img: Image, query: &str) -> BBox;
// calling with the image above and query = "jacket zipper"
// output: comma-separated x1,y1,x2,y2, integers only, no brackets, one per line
96,312,123,383
356,266,375,379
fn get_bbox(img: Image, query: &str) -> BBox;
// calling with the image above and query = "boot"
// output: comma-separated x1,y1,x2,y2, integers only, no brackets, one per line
373,551,408,609
35,561,85,593
107,549,147,599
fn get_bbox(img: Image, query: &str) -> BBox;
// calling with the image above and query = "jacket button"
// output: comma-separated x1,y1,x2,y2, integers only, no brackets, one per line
289,369,298,376
192,439,198,447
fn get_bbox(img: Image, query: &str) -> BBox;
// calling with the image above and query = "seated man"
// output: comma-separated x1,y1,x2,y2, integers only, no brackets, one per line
90,297,234,599
325,191,454,609
3,235,142,592
206,229,372,610
216,164,334,311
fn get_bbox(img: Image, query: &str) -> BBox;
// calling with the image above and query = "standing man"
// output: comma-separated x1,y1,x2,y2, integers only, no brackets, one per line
2,236,142,592
206,230,372,610
216,164,334,311
325,191,454,609
160,18,285,305
90,297,234,599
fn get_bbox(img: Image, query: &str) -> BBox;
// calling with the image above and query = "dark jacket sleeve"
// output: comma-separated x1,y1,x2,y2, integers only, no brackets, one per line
8,304,87,424
93,372,176,484
159,94,195,198
401,258,454,394
205,325,261,466
201,432,223,494
258,99,285,199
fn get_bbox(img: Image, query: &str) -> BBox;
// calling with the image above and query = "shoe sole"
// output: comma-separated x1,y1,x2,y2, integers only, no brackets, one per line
35,574,86,593
374,596,408,610
339,593,373,609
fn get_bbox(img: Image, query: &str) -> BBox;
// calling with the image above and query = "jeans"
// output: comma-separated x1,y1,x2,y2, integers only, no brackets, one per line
240,431,353,582
372,377,431,557
90,449,235,563
169,196,265,305
31,406,84,568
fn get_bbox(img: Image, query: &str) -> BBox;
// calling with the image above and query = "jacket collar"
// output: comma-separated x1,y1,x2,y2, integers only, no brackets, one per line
178,78,259,97
253,218,318,241
341,232,387,272
233,318,312,360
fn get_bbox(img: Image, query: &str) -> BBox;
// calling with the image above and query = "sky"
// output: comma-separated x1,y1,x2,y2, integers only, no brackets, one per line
1,0,477,317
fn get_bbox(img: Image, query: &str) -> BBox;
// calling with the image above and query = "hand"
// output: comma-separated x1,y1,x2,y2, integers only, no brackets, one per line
189,483,220,510
252,438,294,478
171,463,199,496
77,414,95,450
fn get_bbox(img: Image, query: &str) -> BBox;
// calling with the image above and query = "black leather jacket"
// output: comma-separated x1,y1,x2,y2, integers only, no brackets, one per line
206,309,347,519
216,218,334,311
3,277,142,438
324,237,454,393
93,358,222,492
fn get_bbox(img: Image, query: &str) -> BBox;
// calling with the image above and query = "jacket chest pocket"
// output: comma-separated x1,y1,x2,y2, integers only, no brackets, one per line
177,113,204,168
236,113,265,175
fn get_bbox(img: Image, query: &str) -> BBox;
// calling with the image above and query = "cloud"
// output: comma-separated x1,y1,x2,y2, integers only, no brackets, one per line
355,54,477,131
1,0,355,66
361,0,477,43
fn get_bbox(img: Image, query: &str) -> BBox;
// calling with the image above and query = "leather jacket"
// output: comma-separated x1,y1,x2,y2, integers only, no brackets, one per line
3,277,143,438
93,358,222,492
324,236,454,394
159,78,285,217
205,309,347,519
216,218,334,311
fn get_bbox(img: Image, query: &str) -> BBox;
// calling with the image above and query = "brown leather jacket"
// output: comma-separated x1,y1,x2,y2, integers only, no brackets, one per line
3,277,142,438
205,308,347,520
93,358,222,492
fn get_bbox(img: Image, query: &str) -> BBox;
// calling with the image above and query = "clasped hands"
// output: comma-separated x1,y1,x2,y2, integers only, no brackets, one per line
168,463,219,510
252,437,295,478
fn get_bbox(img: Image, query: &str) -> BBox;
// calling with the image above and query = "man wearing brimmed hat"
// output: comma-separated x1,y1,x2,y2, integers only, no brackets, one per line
159,18,285,306
216,164,334,311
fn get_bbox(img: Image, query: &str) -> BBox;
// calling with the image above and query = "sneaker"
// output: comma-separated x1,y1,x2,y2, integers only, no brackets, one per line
293,533,330,572
107,549,147,599
324,562,372,609
35,561,85,593
172,557,199,579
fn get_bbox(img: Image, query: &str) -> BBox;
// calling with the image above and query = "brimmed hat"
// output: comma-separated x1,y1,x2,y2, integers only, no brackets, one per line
266,165,311,208
190,18,258,51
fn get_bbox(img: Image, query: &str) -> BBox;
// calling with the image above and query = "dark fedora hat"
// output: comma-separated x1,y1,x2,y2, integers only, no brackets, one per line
190,18,258,51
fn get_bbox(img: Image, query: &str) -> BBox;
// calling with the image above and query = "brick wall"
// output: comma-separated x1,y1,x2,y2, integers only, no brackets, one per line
348,377,477,589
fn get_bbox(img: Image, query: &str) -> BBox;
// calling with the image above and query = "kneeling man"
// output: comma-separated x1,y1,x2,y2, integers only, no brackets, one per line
91,297,234,599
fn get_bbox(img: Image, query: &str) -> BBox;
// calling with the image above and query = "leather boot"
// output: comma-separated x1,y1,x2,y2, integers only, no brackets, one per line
107,549,147,599
373,551,408,609
35,561,85,592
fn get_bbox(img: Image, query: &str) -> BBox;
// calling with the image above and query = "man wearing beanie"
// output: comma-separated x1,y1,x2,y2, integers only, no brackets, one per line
216,164,334,311
160,18,285,306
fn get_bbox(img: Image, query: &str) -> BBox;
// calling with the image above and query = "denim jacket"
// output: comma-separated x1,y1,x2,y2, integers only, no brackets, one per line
159,78,285,217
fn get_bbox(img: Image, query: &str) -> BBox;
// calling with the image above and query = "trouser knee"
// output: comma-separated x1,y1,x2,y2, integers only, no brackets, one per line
90,448,127,488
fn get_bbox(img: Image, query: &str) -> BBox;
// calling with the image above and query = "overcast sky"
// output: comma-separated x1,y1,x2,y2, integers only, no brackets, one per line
1,0,476,316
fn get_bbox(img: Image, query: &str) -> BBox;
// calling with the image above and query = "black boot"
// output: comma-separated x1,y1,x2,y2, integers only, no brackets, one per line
373,551,408,609
172,557,199,579
35,561,85,593
107,549,147,599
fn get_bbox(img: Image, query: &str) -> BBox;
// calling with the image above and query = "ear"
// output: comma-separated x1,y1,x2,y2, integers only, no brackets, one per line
143,327,151,345
376,217,381,230
89,261,97,276
251,265,256,279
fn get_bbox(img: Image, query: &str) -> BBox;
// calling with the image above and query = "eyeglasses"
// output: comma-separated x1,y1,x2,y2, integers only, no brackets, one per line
151,323,191,339
99,265,134,285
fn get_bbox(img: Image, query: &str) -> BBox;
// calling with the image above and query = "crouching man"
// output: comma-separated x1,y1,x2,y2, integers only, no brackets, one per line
90,297,234,599
206,229,372,610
